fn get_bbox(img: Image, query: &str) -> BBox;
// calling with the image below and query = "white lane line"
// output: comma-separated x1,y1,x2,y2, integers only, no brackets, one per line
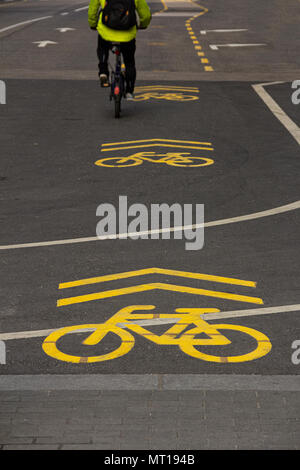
60,12,69,16
117,318,179,328
200,29,248,35
0,15,53,34
74,6,88,12
1,304,299,341
0,200,299,251
202,304,300,320
253,81,300,146
210,43,266,50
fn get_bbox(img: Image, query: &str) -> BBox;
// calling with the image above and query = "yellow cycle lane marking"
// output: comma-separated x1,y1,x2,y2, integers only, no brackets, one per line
95,139,215,168
133,86,200,102
57,267,262,307
95,152,214,167
58,267,257,289
185,10,214,72
100,139,214,152
42,306,272,364
154,0,212,71
43,268,269,364
0,267,273,366
57,282,263,307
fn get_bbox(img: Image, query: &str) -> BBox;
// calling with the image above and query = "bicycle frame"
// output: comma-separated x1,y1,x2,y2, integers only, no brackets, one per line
83,305,229,347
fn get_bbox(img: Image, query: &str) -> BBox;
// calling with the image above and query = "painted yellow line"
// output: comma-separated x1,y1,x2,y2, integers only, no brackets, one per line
101,144,214,152
159,0,168,12
134,87,199,92
57,282,263,307
189,0,208,16
59,267,257,289
197,52,205,57
134,90,200,94
185,1,212,70
101,138,212,147
134,85,199,89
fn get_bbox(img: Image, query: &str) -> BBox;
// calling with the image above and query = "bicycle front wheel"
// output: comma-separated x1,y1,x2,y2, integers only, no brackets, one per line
168,157,214,168
179,324,272,363
42,324,135,363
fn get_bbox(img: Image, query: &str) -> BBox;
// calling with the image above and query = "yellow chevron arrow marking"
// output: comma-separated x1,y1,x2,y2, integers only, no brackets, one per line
57,282,263,307
101,143,214,152
101,138,213,147
59,267,256,289
134,87,199,92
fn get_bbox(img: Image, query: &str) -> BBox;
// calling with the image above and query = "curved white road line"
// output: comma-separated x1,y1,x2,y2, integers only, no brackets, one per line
0,16,53,34
1,303,300,341
0,200,299,251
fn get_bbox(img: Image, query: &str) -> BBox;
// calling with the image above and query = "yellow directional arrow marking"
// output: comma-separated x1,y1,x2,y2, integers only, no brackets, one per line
101,139,213,152
57,283,263,307
101,143,214,152
134,86,199,93
59,267,256,289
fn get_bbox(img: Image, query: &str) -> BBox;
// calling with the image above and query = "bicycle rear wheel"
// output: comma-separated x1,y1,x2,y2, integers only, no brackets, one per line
42,324,135,363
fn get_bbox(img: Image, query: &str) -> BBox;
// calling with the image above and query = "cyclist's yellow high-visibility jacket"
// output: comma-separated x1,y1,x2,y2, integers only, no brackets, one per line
88,0,151,42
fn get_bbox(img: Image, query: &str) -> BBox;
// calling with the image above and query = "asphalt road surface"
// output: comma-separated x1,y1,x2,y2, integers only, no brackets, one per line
0,0,299,450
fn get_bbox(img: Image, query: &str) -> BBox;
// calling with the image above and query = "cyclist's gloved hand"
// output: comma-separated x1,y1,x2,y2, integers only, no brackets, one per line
90,26,97,30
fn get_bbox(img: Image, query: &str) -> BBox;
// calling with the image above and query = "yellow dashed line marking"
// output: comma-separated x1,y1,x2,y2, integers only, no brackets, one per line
185,2,214,72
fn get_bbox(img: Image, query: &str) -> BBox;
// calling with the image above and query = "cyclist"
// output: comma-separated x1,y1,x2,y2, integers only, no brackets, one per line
88,0,152,99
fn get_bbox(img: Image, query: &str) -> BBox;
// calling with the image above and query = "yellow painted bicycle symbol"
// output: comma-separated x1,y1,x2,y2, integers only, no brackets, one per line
42,305,272,364
133,92,199,102
95,152,214,168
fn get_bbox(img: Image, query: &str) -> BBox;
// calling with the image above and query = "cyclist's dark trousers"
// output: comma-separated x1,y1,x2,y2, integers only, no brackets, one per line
97,35,136,94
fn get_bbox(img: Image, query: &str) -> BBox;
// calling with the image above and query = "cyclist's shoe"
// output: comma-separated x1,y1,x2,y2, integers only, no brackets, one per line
99,74,109,87
125,92,134,100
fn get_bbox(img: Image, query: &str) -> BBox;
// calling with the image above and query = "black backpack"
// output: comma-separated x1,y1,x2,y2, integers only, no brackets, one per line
101,0,137,31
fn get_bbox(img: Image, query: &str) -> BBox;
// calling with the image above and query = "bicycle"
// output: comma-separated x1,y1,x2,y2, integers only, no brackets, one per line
95,151,215,168
109,42,126,118
42,305,272,364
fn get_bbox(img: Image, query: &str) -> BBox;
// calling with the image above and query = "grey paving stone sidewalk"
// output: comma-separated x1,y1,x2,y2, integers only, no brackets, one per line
0,388,299,449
